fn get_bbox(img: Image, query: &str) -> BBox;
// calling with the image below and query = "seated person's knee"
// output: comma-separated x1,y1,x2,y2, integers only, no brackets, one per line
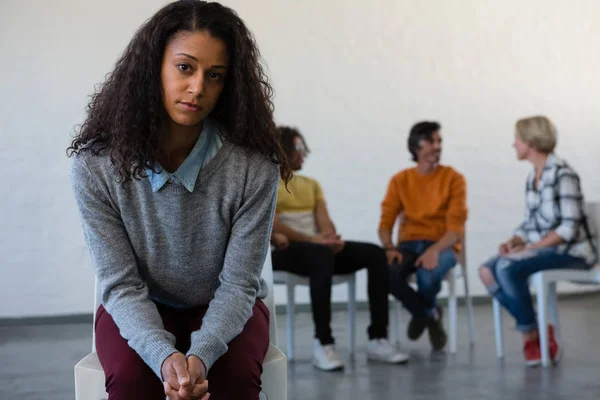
223,354,261,390
110,358,153,389
478,266,496,288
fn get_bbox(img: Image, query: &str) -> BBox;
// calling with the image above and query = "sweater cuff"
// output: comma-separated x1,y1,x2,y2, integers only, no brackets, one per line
447,223,464,236
186,332,228,373
141,333,179,380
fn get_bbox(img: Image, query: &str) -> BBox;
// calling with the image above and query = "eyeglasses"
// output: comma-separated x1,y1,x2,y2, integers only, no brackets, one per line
294,143,307,154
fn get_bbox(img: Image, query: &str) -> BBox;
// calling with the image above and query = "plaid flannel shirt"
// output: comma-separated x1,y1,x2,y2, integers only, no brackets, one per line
514,153,597,265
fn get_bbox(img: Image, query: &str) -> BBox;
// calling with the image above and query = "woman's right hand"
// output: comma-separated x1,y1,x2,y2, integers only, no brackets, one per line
311,232,342,246
499,237,526,256
271,233,289,250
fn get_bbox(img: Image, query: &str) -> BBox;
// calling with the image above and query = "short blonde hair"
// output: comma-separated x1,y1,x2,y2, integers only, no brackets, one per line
515,116,557,153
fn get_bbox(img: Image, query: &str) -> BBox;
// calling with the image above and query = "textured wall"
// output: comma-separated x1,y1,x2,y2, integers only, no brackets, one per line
1,0,599,317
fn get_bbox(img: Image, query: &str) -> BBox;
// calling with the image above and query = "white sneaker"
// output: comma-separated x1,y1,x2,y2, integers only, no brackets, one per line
313,339,344,371
367,338,409,364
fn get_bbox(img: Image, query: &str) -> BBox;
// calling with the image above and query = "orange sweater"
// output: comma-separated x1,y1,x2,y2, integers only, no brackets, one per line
379,166,468,248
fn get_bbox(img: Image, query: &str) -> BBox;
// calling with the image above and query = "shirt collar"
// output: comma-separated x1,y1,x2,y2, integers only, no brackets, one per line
528,152,558,188
147,118,215,193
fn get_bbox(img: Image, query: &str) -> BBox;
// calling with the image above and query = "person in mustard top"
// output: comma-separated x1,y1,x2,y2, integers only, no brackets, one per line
271,126,409,371
378,121,468,351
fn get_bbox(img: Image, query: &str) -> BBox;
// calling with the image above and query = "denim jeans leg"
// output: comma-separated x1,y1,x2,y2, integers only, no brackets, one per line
415,247,456,310
494,248,591,332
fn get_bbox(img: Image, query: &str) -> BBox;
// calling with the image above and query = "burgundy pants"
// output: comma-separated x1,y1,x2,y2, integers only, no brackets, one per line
95,299,270,400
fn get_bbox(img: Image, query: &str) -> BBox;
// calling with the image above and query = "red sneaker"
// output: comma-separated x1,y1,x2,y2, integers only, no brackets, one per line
548,325,561,363
523,338,541,367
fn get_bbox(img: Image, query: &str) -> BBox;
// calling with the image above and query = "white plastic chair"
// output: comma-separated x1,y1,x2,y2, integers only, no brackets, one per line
392,237,475,353
273,270,356,361
493,201,600,366
74,254,287,399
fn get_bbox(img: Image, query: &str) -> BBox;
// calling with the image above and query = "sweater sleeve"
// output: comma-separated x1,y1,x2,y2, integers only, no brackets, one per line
70,155,178,379
379,175,403,232
186,156,279,372
446,172,468,235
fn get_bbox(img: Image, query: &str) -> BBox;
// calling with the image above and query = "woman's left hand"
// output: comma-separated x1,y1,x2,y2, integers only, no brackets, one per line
186,356,209,400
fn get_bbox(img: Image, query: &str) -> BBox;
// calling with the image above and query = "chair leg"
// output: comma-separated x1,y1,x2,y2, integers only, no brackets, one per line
462,266,476,345
392,300,401,347
286,283,295,361
536,274,551,367
548,281,560,340
493,298,504,358
348,276,356,358
448,274,457,354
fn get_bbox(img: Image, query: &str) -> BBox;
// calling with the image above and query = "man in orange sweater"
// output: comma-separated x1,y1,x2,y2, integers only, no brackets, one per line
378,121,468,351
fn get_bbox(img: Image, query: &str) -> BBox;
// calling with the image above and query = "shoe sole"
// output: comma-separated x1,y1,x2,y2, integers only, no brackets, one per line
551,344,562,365
526,359,541,367
525,346,561,367
313,362,344,372
407,332,425,341
367,356,409,365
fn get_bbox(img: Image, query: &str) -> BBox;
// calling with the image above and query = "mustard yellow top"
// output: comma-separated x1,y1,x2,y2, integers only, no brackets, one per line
276,175,324,236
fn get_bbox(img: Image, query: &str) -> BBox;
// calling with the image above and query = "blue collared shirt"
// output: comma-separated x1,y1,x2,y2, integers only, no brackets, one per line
147,118,223,192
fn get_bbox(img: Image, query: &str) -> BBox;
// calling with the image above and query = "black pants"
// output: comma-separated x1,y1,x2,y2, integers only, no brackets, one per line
388,251,430,319
272,241,389,345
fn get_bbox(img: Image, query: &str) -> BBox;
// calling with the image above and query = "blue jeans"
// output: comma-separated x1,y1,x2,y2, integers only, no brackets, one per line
482,247,591,332
389,240,456,318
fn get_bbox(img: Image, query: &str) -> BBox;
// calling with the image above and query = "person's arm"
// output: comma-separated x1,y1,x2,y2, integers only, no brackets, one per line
315,199,336,234
70,155,178,379
439,172,468,251
273,212,342,248
528,231,565,250
186,156,279,373
378,176,403,247
270,231,289,250
272,179,340,246
378,175,404,263
272,214,312,242
428,231,460,254
312,177,334,234
528,169,583,250
378,229,396,251
513,181,532,245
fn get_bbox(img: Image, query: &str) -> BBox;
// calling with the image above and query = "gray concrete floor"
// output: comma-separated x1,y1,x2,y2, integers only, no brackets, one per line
1,295,600,399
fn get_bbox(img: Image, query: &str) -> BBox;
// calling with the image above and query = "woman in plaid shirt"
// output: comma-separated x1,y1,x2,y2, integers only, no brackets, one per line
479,116,597,367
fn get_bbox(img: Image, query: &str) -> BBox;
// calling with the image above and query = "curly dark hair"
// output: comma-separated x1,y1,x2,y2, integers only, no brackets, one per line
278,126,310,158
68,0,291,182
408,121,441,162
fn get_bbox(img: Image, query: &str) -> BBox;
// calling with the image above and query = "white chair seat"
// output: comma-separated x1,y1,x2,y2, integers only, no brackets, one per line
260,345,288,399
274,270,357,361
74,353,106,400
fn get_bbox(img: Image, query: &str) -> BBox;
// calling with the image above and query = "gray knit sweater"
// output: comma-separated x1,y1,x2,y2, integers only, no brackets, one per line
70,141,278,378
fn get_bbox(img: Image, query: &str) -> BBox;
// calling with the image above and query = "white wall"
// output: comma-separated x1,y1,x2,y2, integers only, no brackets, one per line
1,0,599,318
